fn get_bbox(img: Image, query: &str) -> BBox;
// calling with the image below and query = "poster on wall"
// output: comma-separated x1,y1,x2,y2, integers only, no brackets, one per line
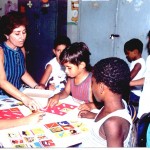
5,0,18,14
67,0,79,24
0,0,18,17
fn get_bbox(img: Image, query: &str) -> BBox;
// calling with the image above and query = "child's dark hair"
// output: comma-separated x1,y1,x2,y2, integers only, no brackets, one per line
147,31,150,55
124,38,143,54
59,42,92,72
93,57,130,97
53,35,71,49
0,11,27,42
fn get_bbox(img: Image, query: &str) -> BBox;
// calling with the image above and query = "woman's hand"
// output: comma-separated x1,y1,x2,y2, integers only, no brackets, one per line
21,95,41,111
78,110,97,119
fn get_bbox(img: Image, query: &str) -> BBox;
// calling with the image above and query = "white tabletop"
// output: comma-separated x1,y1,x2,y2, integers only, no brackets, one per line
0,88,97,148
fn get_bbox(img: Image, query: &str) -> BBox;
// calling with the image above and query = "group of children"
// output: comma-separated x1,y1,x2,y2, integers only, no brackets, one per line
0,11,149,147
37,36,150,147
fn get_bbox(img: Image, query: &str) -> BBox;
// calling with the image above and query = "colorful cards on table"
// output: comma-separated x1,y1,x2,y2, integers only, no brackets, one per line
0,107,24,119
1,120,89,148
41,103,77,116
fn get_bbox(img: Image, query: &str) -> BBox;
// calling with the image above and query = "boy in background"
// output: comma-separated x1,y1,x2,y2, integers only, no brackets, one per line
39,36,71,94
124,38,146,109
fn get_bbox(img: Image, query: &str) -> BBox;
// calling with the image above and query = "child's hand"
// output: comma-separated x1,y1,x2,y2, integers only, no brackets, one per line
78,110,96,119
24,111,46,125
47,94,60,107
48,84,56,91
78,103,92,111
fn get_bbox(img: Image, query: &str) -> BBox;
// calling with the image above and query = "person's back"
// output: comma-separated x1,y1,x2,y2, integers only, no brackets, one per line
124,38,146,108
39,36,71,94
78,57,132,147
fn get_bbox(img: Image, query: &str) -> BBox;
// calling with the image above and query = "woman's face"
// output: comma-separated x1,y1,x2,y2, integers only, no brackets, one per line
6,25,27,49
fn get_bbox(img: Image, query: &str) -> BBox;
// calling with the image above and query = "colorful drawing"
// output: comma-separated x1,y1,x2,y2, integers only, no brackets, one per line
42,103,77,116
2,120,88,148
40,139,55,147
0,107,24,119
5,0,18,15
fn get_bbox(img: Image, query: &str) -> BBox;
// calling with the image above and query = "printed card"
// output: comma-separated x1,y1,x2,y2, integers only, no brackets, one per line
41,103,77,116
0,107,24,119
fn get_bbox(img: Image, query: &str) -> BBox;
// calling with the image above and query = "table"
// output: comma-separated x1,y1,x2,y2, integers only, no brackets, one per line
0,88,96,148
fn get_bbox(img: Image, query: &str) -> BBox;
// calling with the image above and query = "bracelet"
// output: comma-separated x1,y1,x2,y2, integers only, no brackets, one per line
33,84,38,89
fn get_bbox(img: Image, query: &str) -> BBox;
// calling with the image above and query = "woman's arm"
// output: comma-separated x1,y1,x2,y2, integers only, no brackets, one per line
0,48,26,99
21,71,43,89
0,48,41,110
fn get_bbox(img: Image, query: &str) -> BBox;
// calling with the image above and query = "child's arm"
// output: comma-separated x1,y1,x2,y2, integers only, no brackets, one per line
39,64,52,88
78,110,97,119
48,78,71,107
130,77,145,86
130,63,141,80
78,102,96,111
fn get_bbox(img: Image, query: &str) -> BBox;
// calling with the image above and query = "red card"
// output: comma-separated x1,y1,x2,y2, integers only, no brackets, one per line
42,103,77,116
0,107,24,119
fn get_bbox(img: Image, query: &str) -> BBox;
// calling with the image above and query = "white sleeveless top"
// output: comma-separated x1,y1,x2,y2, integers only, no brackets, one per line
81,109,132,147
45,57,66,94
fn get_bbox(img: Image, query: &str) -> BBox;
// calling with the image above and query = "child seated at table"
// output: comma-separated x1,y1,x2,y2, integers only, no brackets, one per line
48,42,96,111
124,38,146,108
39,36,71,94
78,57,132,147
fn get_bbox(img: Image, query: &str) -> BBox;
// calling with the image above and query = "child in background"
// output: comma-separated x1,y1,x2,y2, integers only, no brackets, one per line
130,36,150,119
48,42,96,111
124,38,146,108
78,57,132,147
39,36,71,94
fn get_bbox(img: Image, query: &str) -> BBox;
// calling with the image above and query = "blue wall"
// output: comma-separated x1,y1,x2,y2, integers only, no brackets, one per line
68,0,150,66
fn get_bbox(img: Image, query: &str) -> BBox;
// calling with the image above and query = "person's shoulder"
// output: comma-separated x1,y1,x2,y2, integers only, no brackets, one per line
146,55,150,62
135,57,145,62
133,57,145,65
46,57,56,65
0,45,4,55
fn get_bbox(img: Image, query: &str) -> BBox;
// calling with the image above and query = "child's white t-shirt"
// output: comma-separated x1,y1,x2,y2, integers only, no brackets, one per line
130,58,146,97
